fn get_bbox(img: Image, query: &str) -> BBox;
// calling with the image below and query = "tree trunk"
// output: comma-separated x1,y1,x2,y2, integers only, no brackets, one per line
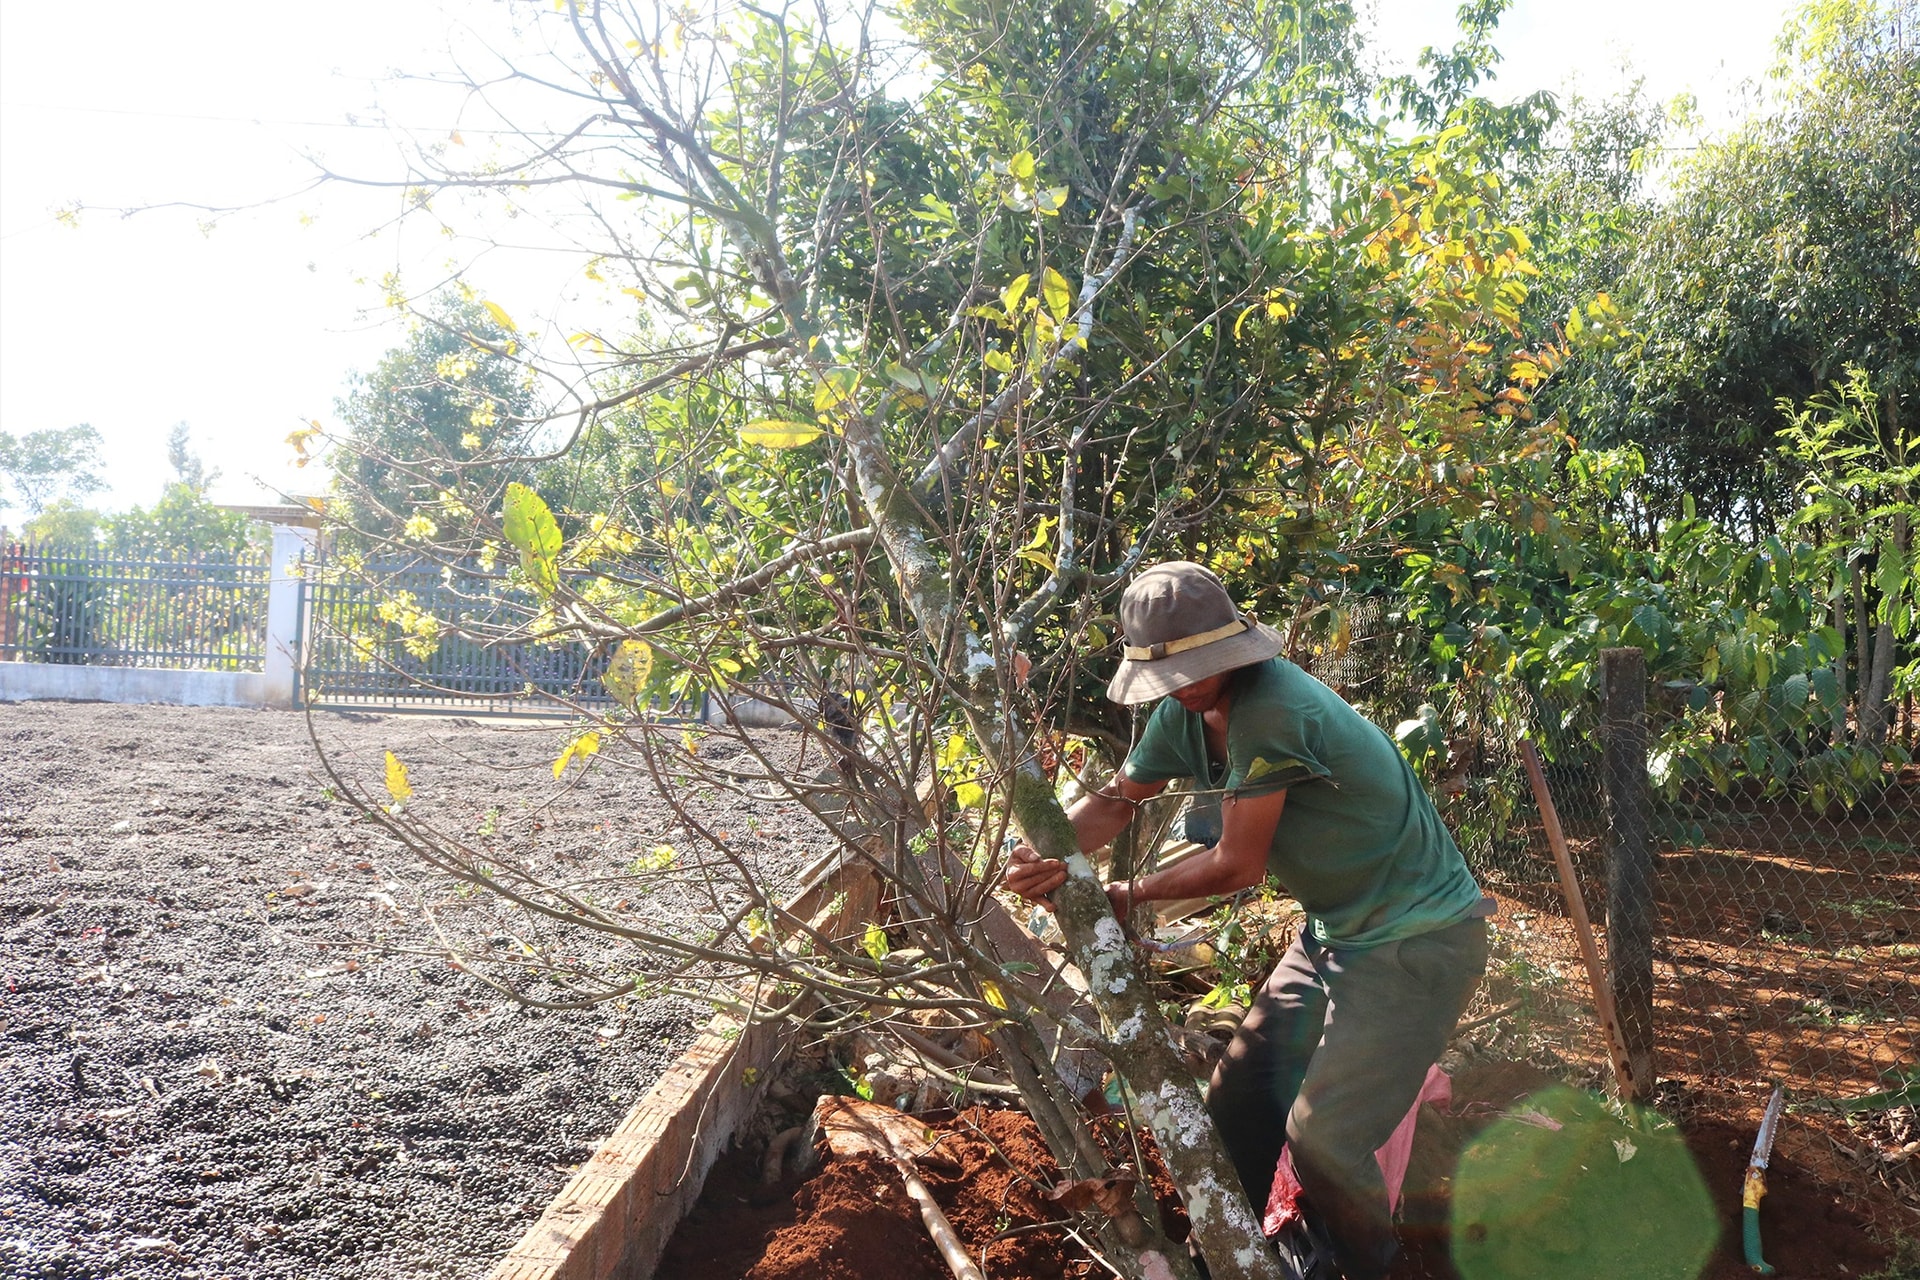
1011,773,1283,1280
1859,511,1909,750
1831,585,1849,744
1852,559,1871,741
838,411,1283,1280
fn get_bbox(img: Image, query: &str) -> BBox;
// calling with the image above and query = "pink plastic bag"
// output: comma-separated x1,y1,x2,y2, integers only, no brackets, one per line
1261,1063,1452,1236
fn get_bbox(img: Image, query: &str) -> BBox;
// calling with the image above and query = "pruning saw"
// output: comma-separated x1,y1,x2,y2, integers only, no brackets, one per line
1742,1081,1786,1275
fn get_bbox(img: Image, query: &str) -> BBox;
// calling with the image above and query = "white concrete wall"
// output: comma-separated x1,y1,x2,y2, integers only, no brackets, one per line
702,691,809,728
0,662,271,707
0,523,313,711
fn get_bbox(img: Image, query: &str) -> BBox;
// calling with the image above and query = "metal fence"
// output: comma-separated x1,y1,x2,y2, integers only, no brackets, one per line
295,553,617,714
0,538,269,671
1322,600,1919,1208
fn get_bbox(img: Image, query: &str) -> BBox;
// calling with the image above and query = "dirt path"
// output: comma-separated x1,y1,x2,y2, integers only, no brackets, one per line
0,701,828,1280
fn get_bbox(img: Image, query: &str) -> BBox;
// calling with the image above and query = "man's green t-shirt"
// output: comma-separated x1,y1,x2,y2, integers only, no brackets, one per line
1122,658,1482,949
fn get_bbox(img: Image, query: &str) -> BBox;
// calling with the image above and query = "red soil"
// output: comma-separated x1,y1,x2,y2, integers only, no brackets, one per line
662,1068,1906,1280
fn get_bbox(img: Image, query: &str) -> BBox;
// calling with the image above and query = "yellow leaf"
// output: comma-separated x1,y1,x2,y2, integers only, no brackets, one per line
980,980,1008,1010
1008,151,1035,181
481,300,517,332
553,730,601,778
1003,273,1031,313
740,419,825,449
384,752,412,805
812,367,859,415
863,922,890,961
285,424,321,466
1041,267,1072,322
633,843,676,872
602,640,654,708
939,733,970,769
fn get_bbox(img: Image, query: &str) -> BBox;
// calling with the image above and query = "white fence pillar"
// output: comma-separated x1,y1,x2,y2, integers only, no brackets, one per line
263,524,316,709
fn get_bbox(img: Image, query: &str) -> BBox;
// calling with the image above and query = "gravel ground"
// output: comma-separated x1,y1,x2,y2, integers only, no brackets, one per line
0,701,829,1280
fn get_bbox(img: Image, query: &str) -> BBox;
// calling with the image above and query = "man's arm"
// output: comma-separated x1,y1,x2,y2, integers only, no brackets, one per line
1002,773,1168,903
1106,787,1286,916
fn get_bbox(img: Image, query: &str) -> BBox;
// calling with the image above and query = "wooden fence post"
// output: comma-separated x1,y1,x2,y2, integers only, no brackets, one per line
1602,646,1657,1102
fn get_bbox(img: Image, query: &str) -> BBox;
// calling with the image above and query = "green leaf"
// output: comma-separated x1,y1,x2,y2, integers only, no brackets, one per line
1041,267,1073,322
913,194,956,224
1035,185,1068,214
1008,150,1036,181
740,419,825,449
502,482,562,595
1875,536,1906,603
1808,665,1840,711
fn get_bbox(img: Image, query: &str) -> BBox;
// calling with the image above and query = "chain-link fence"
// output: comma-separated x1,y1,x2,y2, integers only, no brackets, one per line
1310,601,1919,1207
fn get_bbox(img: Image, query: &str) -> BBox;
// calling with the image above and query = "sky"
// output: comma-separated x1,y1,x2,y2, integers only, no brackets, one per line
0,0,1797,521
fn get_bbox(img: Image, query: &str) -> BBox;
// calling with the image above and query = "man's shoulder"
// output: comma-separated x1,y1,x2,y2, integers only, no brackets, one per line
1238,658,1346,716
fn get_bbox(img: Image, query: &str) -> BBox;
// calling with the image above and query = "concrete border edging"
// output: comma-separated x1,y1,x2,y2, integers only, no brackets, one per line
488,854,883,1280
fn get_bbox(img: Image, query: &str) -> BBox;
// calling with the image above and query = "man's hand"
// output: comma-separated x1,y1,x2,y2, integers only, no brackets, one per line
1001,843,1067,905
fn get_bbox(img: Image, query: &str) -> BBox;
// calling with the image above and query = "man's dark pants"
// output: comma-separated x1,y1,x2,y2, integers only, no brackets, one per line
1206,916,1488,1279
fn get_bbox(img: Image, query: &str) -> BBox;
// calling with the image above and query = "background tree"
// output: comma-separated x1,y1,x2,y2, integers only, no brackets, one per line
329,294,539,548
0,424,107,525
165,421,217,496
1583,0,1918,529
103,483,259,558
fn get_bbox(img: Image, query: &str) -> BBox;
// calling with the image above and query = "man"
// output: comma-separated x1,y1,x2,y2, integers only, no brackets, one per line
1004,561,1489,1280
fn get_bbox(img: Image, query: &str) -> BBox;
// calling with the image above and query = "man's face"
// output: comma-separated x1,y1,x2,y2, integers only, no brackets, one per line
1169,672,1230,714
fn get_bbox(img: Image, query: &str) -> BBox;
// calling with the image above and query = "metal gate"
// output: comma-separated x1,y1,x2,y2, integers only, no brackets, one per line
293,553,613,716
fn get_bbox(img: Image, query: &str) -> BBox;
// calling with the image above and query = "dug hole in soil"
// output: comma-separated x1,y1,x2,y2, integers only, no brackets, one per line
658,1042,1911,1279
0,701,833,1280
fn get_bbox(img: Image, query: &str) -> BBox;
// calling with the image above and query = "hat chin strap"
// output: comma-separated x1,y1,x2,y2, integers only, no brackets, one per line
1121,617,1249,661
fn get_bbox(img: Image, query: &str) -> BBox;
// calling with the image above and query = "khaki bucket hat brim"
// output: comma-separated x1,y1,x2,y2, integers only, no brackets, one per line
1105,615,1286,704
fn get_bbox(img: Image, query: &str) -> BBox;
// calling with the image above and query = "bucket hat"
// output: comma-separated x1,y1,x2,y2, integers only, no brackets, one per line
1105,561,1286,704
